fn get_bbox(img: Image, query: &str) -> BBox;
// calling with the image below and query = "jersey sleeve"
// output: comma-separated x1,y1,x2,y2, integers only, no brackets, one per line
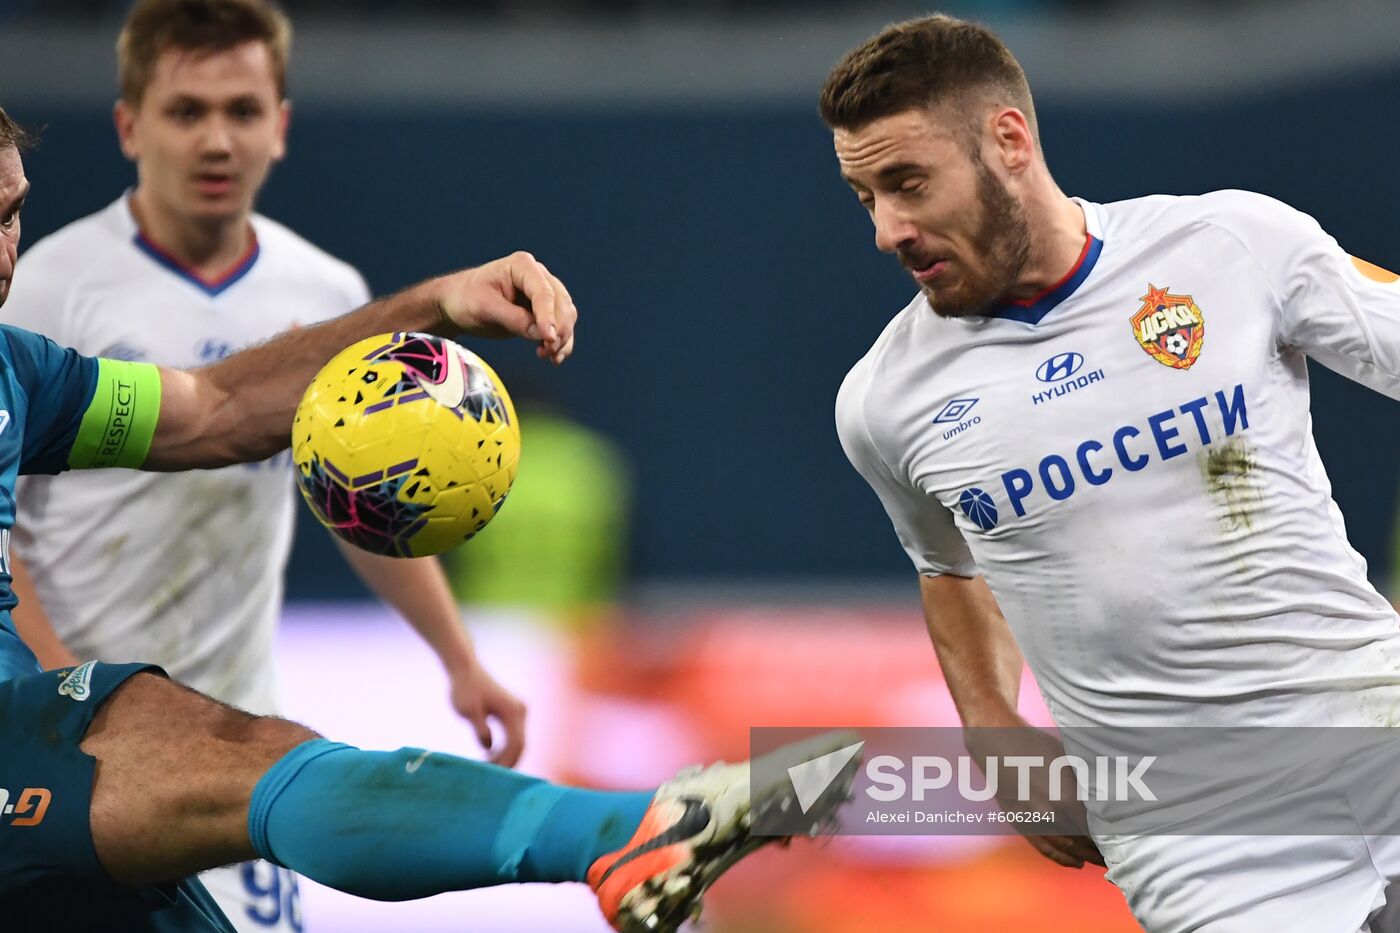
345,267,373,310
0,326,162,474
836,354,977,577
1214,190,1400,399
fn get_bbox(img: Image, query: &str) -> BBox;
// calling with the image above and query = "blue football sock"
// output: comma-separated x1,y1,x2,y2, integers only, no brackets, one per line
247,739,654,900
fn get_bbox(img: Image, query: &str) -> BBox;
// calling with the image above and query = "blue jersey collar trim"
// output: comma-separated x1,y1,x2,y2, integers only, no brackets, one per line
984,233,1103,326
132,230,260,298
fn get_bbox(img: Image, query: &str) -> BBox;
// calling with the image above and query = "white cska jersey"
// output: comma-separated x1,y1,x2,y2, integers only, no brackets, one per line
5,195,368,714
838,191,1400,729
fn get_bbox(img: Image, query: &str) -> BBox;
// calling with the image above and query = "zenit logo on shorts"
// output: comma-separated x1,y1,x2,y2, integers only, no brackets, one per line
837,191,1400,731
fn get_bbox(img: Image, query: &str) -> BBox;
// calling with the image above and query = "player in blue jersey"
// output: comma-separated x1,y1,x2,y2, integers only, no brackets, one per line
0,108,852,933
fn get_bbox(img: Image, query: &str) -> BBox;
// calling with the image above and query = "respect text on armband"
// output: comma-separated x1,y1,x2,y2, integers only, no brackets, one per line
97,379,136,463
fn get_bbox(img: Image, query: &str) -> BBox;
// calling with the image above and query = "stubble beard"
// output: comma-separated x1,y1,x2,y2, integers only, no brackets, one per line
924,157,1033,318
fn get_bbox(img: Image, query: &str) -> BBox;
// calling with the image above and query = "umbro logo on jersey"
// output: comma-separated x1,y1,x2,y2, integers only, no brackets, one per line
0,410,11,436
1132,285,1205,370
1031,352,1106,407
933,398,977,424
934,398,982,441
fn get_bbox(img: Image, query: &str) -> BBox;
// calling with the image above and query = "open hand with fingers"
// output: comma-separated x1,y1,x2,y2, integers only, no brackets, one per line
432,251,578,364
448,656,528,769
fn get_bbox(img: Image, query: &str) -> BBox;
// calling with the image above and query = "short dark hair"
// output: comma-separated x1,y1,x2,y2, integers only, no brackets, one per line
0,106,36,153
117,0,293,105
819,14,1037,143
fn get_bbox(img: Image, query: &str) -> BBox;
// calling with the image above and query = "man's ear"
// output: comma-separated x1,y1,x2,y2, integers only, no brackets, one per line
271,98,291,162
114,99,141,162
989,107,1035,175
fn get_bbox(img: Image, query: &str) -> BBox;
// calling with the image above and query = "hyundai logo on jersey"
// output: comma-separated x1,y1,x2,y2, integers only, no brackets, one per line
958,488,999,531
1032,351,1106,406
1036,352,1085,383
961,384,1251,528
197,338,236,363
98,343,147,362
1031,354,1107,407
933,398,979,424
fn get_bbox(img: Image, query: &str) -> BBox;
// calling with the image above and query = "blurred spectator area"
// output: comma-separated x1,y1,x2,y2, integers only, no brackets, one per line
0,0,1294,23
5,0,1396,109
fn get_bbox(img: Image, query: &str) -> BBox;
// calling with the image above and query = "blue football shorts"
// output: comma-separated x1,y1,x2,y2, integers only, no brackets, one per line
0,660,235,932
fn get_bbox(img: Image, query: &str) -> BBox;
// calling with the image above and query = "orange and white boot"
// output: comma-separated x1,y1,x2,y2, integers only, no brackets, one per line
588,731,861,933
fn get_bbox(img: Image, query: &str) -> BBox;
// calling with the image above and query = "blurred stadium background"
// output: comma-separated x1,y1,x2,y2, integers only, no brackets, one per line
4,0,1400,930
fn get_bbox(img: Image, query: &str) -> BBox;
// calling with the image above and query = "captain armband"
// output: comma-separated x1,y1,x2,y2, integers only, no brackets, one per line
67,359,162,469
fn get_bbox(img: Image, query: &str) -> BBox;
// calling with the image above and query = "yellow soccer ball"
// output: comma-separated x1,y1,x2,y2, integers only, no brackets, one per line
292,332,520,557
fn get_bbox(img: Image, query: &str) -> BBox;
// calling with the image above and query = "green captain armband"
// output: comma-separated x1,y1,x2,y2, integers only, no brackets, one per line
67,359,163,469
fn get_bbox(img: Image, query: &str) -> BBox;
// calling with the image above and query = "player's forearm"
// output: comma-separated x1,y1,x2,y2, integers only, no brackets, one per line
144,253,574,471
9,552,79,669
919,573,1025,728
150,279,453,470
336,540,477,674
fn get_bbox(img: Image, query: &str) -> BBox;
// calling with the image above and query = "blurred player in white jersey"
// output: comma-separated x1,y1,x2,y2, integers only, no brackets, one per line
824,15,1400,933
3,1,524,929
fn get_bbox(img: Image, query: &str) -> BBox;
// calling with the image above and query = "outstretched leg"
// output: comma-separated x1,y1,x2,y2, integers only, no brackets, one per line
82,672,650,894
81,672,316,884
73,669,856,933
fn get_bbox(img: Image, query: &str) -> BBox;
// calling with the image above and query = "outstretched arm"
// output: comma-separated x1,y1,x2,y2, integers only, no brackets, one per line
921,573,1103,869
334,538,527,768
147,252,575,471
920,573,1023,729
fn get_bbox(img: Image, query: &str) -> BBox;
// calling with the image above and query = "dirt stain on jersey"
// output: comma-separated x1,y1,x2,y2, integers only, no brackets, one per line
1201,438,1261,534
102,533,127,559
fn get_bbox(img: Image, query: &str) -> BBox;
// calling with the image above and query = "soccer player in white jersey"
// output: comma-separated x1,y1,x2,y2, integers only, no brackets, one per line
3,2,524,929
824,15,1400,933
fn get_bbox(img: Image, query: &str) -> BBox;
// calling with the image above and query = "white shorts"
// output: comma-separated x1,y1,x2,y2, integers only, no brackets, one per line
1096,735,1400,933
199,860,304,933
1097,832,1400,933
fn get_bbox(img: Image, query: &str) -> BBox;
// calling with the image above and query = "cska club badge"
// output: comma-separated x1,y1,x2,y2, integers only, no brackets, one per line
1131,284,1205,370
